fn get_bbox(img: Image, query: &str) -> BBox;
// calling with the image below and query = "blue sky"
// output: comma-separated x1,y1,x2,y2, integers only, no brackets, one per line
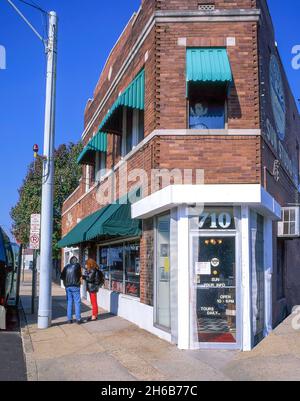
0,0,299,239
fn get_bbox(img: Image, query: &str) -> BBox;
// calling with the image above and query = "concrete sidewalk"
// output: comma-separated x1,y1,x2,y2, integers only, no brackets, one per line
20,273,300,381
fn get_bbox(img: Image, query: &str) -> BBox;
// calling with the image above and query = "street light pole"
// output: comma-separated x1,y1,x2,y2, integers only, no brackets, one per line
5,0,58,329
38,11,58,329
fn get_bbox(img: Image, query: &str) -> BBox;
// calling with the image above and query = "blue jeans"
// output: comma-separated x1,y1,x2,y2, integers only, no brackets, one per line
66,287,81,321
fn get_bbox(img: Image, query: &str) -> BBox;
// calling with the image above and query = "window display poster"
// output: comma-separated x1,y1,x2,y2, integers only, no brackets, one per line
196,262,211,276
164,257,170,273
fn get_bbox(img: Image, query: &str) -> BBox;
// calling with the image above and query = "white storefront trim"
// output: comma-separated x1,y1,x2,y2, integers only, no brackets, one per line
97,288,172,343
177,206,190,350
264,218,273,336
132,184,281,221
241,206,253,351
131,185,280,351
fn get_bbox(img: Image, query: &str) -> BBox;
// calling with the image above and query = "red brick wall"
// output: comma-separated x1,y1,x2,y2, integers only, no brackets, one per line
155,21,259,130
156,0,257,10
158,135,261,184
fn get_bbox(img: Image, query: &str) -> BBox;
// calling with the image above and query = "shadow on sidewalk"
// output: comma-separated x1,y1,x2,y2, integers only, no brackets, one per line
20,294,115,328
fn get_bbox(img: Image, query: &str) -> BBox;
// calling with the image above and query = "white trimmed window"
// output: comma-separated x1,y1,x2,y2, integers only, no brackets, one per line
94,151,107,182
121,107,144,157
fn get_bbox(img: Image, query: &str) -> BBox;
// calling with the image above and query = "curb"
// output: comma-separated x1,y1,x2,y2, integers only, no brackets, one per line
19,301,38,382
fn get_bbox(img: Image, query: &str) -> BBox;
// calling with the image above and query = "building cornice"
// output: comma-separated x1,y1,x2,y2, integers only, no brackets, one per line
155,9,261,22
81,8,260,141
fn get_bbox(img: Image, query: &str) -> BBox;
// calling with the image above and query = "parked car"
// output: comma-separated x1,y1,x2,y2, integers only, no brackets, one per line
0,227,14,308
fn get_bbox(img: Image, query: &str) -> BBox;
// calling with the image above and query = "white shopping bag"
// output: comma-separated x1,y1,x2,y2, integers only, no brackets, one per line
0,305,6,330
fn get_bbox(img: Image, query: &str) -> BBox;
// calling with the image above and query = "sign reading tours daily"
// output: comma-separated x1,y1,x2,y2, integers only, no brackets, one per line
264,53,298,186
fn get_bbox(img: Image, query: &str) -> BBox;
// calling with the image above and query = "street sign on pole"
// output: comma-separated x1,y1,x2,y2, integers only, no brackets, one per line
30,214,41,250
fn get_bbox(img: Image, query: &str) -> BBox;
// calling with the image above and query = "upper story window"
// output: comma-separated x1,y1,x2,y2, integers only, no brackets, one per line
186,48,232,130
77,132,108,190
122,107,144,157
97,69,145,161
189,88,226,130
77,70,145,174
94,151,107,182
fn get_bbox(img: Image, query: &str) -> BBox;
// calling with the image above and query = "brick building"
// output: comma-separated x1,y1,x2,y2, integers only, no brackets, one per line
59,0,300,351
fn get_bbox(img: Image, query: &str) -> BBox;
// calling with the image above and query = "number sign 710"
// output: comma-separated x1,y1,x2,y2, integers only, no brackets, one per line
199,212,233,230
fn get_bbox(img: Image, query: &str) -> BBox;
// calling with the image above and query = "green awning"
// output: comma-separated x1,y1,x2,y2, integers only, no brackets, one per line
98,69,145,133
58,192,141,248
77,132,107,165
186,48,232,86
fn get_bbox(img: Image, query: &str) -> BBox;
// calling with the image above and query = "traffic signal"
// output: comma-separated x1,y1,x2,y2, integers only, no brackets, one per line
33,144,39,159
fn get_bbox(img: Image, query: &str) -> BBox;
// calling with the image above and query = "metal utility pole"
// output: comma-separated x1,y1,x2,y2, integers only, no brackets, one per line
38,11,58,329
5,1,58,329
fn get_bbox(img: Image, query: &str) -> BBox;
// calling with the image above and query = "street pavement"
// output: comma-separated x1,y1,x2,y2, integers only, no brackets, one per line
20,272,300,381
0,308,27,381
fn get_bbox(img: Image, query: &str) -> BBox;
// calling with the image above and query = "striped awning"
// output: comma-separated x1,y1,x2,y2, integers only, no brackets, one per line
77,132,107,165
98,69,145,133
58,190,142,248
186,48,232,86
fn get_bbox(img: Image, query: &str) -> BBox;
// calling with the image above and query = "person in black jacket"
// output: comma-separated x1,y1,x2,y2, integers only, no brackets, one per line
83,259,103,321
60,256,83,324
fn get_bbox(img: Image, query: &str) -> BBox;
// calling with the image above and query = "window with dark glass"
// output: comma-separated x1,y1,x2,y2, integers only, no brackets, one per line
188,86,226,130
125,243,140,297
98,241,140,298
109,245,124,294
3,232,13,267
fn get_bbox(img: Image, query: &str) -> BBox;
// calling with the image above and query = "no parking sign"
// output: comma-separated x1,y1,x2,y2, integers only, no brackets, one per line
30,214,41,250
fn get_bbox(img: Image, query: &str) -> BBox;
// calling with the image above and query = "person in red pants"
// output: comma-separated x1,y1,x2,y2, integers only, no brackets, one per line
83,259,104,321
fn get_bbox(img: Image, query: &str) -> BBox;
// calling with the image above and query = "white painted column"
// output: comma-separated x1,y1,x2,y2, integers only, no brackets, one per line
177,205,190,350
264,218,273,336
241,206,253,351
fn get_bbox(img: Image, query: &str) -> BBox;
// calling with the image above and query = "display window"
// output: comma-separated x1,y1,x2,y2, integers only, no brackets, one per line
98,240,140,298
125,243,140,297
155,214,171,331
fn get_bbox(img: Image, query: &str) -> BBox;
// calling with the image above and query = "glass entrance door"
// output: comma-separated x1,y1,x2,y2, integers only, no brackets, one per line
191,235,237,345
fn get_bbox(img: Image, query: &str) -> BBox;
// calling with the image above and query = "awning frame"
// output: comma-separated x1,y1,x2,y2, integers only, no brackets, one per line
186,47,233,96
77,131,108,165
97,69,145,135
58,189,142,248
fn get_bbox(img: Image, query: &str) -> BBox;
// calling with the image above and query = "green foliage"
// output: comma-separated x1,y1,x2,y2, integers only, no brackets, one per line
10,142,83,258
